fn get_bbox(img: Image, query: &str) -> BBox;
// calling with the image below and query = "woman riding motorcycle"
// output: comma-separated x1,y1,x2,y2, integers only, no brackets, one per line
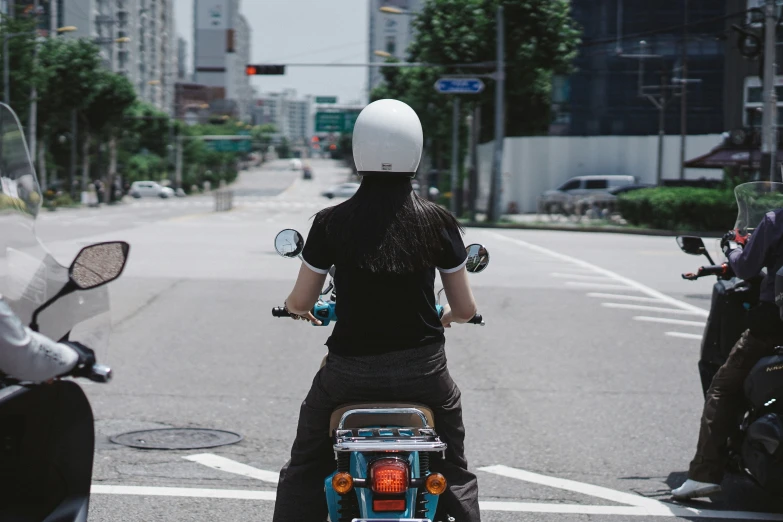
272,99,481,521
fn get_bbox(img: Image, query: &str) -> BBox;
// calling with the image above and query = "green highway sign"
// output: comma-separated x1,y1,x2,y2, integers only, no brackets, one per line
208,139,251,152
315,111,361,133
316,96,338,104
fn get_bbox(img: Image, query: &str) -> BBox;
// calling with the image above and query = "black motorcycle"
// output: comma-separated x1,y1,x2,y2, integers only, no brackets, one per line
677,181,783,494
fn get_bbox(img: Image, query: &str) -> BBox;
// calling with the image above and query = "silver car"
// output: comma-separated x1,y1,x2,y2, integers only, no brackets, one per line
321,182,360,199
538,175,635,215
130,181,175,199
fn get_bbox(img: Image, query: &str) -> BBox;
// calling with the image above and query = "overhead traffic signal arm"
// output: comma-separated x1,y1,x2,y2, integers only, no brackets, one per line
246,65,286,75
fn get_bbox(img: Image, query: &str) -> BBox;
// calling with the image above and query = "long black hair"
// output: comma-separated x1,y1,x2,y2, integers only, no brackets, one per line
316,176,463,273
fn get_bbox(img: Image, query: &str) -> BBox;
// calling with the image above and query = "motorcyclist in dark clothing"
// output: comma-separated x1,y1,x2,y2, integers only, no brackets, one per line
673,210,783,500
272,99,482,521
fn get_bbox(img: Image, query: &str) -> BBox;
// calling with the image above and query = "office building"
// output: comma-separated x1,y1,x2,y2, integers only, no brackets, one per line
367,0,424,93
194,0,254,121
255,90,313,143
177,37,189,81
555,0,725,136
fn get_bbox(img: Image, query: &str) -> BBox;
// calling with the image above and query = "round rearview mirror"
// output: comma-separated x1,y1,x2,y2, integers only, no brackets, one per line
465,243,490,273
275,229,304,258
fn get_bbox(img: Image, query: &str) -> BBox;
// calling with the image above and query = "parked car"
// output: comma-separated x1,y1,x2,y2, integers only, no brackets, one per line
321,182,360,199
538,175,636,214
574,182,655,217
130,181,175,199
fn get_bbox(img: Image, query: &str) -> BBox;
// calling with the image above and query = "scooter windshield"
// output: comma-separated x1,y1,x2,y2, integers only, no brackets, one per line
0,104,112,357
734,181,783,235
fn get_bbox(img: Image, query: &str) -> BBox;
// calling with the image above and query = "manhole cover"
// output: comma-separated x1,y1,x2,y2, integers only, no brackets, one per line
110,428,243,450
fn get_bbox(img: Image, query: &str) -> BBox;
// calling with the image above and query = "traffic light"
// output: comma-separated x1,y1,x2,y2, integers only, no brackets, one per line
246,65,286,75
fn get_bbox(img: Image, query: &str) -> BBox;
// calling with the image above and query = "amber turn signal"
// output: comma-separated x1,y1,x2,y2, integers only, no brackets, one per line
332,472,354,495
425,472,447,495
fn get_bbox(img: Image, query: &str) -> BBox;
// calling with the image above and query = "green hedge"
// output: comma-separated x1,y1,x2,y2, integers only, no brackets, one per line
617,187,736,231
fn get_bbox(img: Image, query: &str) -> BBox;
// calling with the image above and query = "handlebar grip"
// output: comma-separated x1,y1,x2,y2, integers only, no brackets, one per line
272,306,294,318
468,313,484,325
88,364,112,383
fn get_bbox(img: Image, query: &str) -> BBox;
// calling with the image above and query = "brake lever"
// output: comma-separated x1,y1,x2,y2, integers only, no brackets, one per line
682,272,698,281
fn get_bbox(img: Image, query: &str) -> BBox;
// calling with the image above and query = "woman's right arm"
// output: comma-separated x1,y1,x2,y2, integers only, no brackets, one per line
441,266,477,324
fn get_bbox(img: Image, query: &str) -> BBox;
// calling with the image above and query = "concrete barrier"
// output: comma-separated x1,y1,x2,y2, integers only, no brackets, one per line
214,190,233,212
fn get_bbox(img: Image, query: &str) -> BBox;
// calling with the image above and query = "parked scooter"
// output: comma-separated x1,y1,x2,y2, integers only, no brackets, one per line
0,102,131,521
677,181,783,493
271,228,488,521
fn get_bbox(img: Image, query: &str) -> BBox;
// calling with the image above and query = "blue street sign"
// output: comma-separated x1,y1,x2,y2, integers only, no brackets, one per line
434,78,485,94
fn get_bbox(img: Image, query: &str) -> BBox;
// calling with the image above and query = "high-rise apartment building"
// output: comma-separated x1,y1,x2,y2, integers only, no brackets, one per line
367,0,424,93
54,0,177,114
194,0,253,121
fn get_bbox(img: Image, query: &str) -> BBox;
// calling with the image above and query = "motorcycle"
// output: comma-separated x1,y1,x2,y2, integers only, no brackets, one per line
677,181,783,493
0,102,131,522
271,228,488,521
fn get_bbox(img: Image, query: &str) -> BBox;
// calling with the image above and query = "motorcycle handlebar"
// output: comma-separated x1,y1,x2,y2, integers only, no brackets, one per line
272,306,294,318
682,264,729,280
468,314,485,326
88,364,112,383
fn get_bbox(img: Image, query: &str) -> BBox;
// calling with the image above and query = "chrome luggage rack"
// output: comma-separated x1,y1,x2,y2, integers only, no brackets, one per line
332,408,447,453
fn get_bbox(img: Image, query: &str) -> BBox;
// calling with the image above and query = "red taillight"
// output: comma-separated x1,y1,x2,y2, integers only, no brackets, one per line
373,499,406,512
370,458,409,494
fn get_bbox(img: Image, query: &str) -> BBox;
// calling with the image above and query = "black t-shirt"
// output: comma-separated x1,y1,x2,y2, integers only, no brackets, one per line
301,217,467,356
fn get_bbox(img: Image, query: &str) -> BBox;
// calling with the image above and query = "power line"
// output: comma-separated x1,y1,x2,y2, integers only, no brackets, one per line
581,8,752,48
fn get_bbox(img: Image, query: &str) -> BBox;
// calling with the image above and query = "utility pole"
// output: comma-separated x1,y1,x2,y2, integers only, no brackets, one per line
69,109,77,197
175,135,183,190
27,0,39,173
761,0,779,182
489,5,505,222
679,0,688,180
450,96,460,214
657,71,668,186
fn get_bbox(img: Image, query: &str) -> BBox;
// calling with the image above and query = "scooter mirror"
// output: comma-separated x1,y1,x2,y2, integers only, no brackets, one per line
275,229,304,258
465,244,490,273
69,241,130,290
676,236,707,257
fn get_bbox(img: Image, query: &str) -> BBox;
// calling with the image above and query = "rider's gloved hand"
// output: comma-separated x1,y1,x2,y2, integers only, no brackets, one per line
721,229,748,257
63,341,96,378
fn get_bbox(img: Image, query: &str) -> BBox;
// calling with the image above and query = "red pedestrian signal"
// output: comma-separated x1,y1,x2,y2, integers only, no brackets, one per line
246,66,257,75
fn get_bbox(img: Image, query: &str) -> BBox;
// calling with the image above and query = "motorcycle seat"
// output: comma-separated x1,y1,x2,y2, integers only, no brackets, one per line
329,403,435,433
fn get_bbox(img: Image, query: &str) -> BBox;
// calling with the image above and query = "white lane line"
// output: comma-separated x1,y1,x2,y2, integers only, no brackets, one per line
478,464,662,509
602,303,706,315
478,502,648,515
183,453,280,484
588,293,665,303
551,273,615,281
566,281,636,290
91,485,276,501
489,232,709,317
666,332,703,340
635,316,705,327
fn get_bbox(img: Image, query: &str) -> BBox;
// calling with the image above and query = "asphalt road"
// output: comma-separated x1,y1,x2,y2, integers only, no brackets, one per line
31,159,783,521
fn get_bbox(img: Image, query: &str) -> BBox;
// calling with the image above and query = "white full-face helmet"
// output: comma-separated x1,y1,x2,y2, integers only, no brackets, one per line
352,99,423,178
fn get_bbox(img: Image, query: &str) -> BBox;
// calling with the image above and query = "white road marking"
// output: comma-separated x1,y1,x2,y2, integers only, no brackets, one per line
91,485,276,501
478,465,783,520
635,316,705,327
551,273,615,281
666,331,704,340
489,232,710,317
479,464,661,508
565,281,636,290
184,453,280,484
588,293,665,303
602,303,706,315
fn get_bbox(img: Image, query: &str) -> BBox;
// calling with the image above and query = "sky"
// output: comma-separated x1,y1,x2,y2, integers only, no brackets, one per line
174,0,370,104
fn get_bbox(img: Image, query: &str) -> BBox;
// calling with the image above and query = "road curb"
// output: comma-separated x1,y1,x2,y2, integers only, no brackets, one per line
461,221,724,238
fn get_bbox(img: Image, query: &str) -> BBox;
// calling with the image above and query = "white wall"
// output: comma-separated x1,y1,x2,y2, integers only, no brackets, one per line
475,134,725,214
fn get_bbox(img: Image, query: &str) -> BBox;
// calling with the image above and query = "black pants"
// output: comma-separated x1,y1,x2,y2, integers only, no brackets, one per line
689,303,783,484
272,343,481,522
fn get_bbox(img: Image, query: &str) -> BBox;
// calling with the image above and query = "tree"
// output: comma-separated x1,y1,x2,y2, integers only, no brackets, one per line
83,71,137,202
